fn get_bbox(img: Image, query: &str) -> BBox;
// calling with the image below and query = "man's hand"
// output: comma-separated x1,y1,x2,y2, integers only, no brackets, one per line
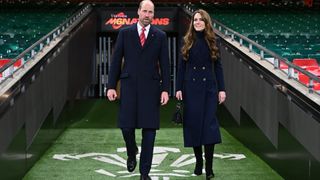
175,90,183,100
160,91,169,105
218,91,226,104
107,89,117,101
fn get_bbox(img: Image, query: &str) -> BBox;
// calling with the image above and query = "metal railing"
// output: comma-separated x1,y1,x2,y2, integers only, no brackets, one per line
0,4,92,85
182,3,320,95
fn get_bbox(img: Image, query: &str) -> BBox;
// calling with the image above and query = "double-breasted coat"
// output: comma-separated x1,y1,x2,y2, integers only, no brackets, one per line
108,24,170,129
176,32,225,147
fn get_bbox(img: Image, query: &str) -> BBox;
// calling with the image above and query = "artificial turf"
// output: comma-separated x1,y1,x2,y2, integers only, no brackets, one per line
23,99,282,180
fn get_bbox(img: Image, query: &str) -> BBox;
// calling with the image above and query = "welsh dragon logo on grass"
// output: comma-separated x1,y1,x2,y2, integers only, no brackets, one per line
53,146,246,179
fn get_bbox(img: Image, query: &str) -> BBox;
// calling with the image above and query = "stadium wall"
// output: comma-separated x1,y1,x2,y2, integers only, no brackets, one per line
0,9,97,180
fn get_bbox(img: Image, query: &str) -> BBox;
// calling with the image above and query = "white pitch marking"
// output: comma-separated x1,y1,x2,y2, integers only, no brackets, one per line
117,170,131,174
152,153,168,167
77,153,110,158
150,169,163,172
214,153,246,160
95,169,116,177
149,173,189,177
93,156,126,168
106,154,127,164
120,173,141,178
117,147,180,154
53,153,112,161
53,154,80,161
172,170,190,173
170,154,195,167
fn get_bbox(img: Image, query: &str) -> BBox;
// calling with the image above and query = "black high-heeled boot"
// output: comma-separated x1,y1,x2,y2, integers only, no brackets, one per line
205,144,215,179
206,173,215,180
193,146,203,175
205,159,215,179
194,159,203,175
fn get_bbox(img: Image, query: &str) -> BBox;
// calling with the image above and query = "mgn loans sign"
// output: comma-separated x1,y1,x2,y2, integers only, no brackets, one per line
100,7,178,32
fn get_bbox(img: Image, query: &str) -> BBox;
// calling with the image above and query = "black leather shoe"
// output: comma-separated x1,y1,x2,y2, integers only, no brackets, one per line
140,175,151,180
127,156,136,172
206,173,215,180
126,147,139,172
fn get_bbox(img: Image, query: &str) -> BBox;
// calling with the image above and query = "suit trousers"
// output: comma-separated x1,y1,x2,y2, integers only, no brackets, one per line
121,128,156,175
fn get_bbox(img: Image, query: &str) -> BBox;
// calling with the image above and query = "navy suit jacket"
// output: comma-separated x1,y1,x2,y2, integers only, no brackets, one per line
108,24,169,129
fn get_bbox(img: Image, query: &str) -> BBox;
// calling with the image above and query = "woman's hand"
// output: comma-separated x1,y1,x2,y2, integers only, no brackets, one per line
218,91,226,104
175,90,183,100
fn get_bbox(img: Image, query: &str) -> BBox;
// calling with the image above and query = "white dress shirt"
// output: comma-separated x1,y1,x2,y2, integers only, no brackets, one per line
137,23,150,39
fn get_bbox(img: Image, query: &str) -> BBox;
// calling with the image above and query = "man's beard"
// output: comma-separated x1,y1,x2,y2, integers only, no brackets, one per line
142,18,151,25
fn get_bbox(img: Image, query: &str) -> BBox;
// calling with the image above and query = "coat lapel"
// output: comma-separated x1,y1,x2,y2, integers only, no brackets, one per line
130,24,142,49
143,25,156,50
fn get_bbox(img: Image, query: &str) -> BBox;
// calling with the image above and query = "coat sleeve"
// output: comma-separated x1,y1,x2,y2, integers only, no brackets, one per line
159,32,170,92
108,30,124,89
176,41,186,92
214,37,226,91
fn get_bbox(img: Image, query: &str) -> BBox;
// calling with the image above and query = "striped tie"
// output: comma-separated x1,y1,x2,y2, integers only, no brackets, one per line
140,27,146,47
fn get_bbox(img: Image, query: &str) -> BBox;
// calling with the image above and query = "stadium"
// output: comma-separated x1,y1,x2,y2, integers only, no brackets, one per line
0,0,320,179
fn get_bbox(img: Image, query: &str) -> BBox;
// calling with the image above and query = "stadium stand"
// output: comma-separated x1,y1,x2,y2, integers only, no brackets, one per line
0,2,78,72
199,5,320,62
195,2,320,90
0,9,75,57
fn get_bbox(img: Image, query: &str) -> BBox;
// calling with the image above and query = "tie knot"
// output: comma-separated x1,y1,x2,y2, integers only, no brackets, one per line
142,27,145,32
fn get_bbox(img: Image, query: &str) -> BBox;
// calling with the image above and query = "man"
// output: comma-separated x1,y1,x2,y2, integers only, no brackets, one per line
107,0,170,179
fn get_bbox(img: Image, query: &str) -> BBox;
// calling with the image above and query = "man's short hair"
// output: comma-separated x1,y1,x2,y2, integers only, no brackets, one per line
139,0,154,9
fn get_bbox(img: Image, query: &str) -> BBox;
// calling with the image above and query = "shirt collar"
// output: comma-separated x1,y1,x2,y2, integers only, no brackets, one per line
137,23,150,34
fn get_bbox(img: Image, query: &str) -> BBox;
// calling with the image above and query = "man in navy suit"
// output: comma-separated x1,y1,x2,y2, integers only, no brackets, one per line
107,0,170,179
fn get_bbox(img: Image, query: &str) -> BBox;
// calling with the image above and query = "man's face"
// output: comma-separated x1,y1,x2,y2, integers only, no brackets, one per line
137,1,154,27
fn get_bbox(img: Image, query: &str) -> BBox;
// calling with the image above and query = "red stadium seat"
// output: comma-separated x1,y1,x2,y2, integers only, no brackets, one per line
14,59,22,67
0,59,10,67
280,61,288,70
0,59,22,68
0,59,11,79
298,72,320,91
308,67,320,78
293,58,319,69
306,66,319,71
314,83,320,91
298,73,309,85
0,59,22,79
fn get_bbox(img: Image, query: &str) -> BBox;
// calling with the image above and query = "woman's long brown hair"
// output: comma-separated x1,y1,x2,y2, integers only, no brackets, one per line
181,9,219,61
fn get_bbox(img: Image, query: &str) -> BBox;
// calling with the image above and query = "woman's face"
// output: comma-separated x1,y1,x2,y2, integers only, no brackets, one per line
193,13,205,32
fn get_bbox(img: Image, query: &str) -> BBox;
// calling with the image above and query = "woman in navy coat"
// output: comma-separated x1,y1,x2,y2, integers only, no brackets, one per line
175,9,226,180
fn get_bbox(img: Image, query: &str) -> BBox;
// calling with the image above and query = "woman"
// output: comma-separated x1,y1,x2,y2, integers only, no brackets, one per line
175,9,226,179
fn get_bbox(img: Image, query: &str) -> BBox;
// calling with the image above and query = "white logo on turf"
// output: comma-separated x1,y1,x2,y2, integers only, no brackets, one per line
53,146,246,179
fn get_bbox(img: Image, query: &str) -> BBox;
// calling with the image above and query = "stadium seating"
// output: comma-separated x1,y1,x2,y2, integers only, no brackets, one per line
197,3,320,90
0,3,77,60
298,73,320,90
0,58,21,79
293,58,319,69
204,5,320,63
293,58,320,90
